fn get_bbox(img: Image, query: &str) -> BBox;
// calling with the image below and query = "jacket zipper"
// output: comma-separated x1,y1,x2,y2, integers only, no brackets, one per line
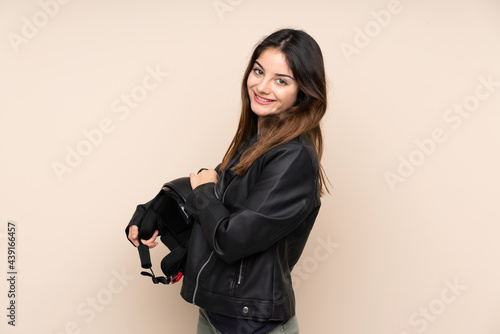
193,250,214,304
237,259,244,285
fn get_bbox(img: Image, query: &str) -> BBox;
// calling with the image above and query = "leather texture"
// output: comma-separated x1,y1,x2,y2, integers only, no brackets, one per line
180,134,321,322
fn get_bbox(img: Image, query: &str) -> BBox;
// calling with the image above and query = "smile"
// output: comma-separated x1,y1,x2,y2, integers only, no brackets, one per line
253,92,275,104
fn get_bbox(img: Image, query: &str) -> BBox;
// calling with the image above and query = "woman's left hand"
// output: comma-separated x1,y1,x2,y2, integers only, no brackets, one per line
190,169,219,189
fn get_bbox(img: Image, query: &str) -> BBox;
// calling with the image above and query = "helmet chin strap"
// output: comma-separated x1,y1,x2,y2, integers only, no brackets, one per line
141,267,170,285
137,241,183,285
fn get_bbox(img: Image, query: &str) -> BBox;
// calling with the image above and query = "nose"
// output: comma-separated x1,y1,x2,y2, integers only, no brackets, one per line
256,77,272,95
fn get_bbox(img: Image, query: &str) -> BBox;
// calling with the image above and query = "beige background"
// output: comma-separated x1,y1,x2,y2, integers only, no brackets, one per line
1,0,499,333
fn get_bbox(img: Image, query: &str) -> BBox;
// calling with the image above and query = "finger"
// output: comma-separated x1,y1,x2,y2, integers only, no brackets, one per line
141,230,159,244
128,225,140,247
208,169,219,181
189,173,199,189
141,240,158,248
128,225,138,237
201,169,218,183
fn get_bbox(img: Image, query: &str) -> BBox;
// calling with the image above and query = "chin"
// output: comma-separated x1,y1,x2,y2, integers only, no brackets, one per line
251,106,269,117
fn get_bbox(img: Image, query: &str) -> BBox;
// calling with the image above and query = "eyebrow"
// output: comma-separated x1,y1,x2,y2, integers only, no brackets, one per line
255,61,295,81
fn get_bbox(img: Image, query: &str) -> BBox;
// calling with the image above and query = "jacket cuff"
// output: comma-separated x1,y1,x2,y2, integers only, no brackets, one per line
185,182,217,220
185,182,232,256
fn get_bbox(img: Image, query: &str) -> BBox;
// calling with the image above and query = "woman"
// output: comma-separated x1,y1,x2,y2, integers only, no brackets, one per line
129,28,328,333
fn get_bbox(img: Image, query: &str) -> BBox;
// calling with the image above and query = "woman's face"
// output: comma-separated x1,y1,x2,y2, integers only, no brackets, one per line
247,48,299,121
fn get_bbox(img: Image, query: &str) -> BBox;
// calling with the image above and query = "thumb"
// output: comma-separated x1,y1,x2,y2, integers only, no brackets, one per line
129,225,138,238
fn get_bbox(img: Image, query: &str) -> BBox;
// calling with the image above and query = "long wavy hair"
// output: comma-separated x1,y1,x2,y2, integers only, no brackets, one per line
219,28,329,195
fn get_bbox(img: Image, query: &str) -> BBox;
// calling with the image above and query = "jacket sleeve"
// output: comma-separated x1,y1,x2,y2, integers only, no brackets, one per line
185,144,319,264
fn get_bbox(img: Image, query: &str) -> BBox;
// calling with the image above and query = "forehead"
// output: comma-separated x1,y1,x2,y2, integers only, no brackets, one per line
255,48,293,75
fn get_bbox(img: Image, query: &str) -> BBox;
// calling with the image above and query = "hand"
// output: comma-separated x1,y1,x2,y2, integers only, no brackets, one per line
128,225,159,248
189,169,219,189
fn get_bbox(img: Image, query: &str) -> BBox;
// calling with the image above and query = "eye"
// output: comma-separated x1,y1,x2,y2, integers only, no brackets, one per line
253,68,263,76
276,78,287,86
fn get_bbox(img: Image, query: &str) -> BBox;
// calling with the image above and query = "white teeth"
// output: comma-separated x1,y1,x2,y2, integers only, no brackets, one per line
256,94,273,102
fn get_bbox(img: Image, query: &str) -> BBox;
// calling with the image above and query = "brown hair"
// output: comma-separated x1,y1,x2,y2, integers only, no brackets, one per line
219,28,329,194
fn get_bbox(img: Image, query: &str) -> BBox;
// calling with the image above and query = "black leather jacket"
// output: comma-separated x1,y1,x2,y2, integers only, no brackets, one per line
181,134,321,322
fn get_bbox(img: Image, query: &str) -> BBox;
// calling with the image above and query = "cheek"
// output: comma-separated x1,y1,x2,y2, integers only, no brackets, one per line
280,90,298,107
247,76,257,89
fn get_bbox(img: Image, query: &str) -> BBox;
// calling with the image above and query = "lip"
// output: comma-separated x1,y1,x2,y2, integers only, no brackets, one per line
253,92,275,105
